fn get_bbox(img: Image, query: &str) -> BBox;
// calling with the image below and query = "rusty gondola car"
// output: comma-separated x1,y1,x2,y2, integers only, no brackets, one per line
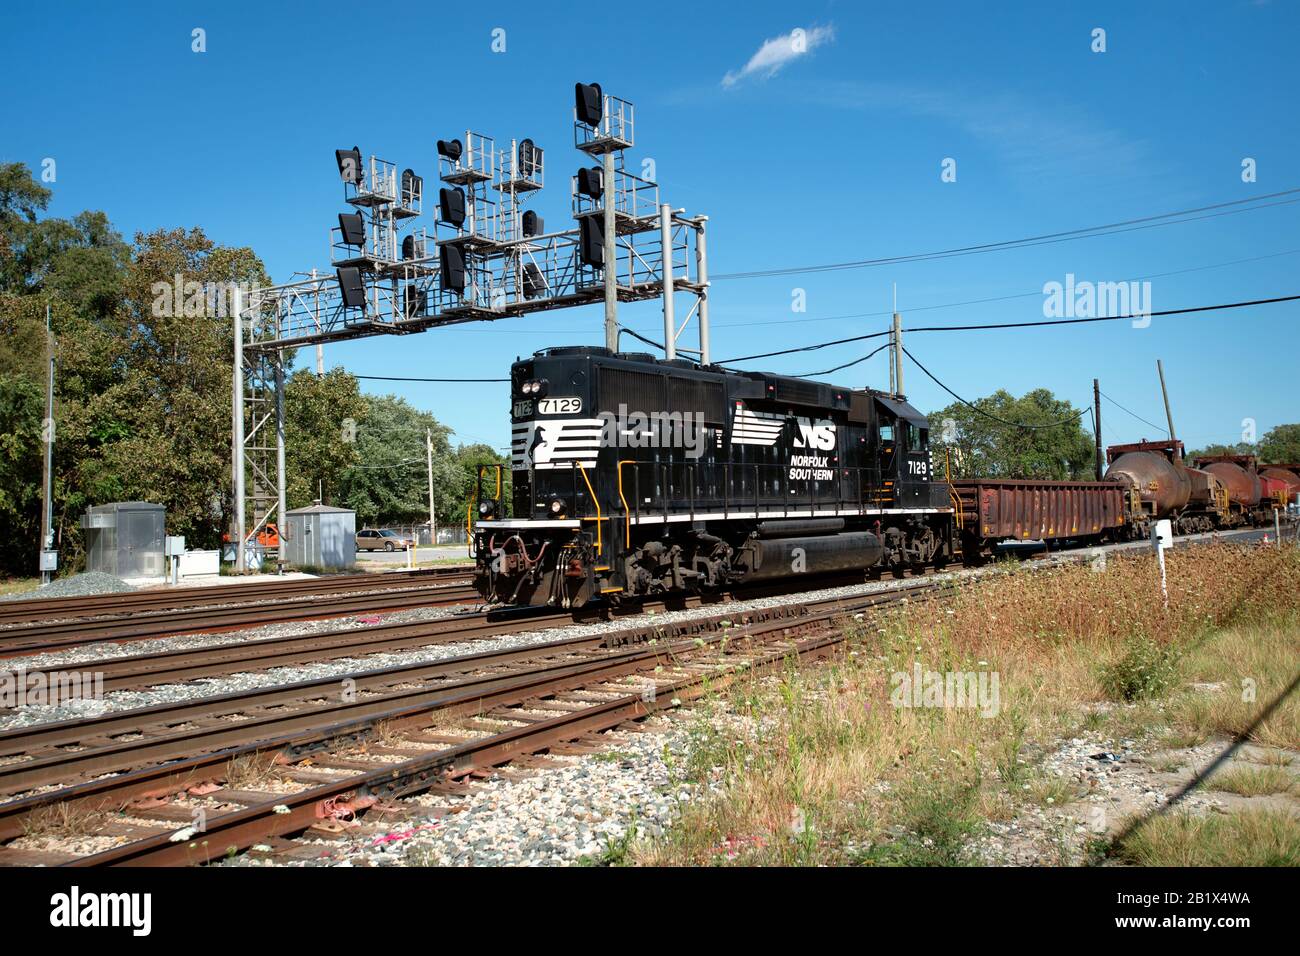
951,478,1125,554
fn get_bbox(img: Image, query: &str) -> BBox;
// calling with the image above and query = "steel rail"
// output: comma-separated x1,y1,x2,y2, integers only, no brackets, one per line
0,581,483,657
0,565,474,627
71,607,876,866
0,581,946,845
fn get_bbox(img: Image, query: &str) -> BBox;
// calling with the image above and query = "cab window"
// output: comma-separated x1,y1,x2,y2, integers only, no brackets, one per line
879,424,894,442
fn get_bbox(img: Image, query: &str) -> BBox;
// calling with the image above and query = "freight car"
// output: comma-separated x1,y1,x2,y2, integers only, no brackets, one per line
473,347,951,606
470,349,1289,608
1105,440,1227,535
951,478,1126,553
1193,454,1294,524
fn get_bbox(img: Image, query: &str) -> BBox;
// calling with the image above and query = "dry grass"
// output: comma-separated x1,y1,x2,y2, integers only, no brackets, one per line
1116,810,1300,866
631,544,1300,867
1167,619,1300,751
1206,765,1295,797
223,751,283,790
20,800,106,840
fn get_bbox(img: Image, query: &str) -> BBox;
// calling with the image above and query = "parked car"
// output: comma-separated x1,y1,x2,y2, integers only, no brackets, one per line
356,528,412,552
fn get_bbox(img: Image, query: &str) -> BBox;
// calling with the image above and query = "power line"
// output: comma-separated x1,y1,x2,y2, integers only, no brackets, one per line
721,329,892,364
797,342,893,377
355,374,509,383
1100,390,1169,438
718,293,1300,366
711,189,1300,281
902,345,1091,430
905,294,1300,335
343,457,425,470
415,247,1300,334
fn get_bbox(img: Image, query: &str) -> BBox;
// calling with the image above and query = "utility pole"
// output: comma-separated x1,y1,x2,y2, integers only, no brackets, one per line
1093,378,1103,480
694,216,711,365
602,150,618,352
426,428,436,547
1157,359,1177,445
892,312,904,398
39,303,56,585
232,288,246,573
311,267,324,375
659,203,675,361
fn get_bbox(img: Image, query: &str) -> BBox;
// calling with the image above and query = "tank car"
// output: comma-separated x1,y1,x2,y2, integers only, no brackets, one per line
1103,440,1225,534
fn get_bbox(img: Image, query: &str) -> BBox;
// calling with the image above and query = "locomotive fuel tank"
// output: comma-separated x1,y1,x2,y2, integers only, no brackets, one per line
738,531,884,581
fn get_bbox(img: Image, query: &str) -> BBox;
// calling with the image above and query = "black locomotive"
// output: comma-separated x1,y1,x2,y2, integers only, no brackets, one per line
472,347,953,606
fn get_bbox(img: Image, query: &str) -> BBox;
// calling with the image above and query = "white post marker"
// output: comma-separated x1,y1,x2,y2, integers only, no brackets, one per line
1151,519,1173,608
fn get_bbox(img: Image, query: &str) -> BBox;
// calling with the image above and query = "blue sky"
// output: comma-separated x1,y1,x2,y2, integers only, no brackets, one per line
4,0,1297,453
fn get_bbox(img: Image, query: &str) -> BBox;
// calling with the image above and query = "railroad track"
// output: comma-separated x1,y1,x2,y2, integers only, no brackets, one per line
0,577,482,657
0,579,949,865
0,564,474,628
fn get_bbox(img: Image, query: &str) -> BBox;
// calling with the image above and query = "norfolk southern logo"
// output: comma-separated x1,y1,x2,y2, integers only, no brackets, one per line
791,417,836,481
794,419,835,451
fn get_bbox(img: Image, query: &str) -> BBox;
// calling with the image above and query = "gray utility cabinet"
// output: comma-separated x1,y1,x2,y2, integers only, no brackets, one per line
283,504,356,569
80,502,166,578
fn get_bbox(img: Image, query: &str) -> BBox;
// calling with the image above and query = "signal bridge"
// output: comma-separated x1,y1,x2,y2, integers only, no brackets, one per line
232,83,713,571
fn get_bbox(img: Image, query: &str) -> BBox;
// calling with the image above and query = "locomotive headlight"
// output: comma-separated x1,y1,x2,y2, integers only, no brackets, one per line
478,500,496,518
523,381,538,395
548,497,566,517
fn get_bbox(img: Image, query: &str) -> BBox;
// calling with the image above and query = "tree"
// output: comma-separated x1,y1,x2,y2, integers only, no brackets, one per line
0,163,274,570
284,368,367,509
927,388,1095,480
453,442,512,520
1184,441,1256,461
1259,424,1300,464
333,393,449,525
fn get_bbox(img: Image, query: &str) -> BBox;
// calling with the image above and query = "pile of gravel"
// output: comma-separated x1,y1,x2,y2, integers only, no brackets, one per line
2,571,136,601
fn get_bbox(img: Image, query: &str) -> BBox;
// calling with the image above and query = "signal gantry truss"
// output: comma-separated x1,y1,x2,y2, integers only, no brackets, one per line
231,85,713,570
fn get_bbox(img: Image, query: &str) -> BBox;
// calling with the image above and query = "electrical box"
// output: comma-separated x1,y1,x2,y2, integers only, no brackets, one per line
164,535,186,557
39,550,58,572
1151,519,1173,551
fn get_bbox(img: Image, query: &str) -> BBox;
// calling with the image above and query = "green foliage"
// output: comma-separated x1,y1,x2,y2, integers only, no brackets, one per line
0,161,505,574
927,388,1095,480
1185,441,1255,461
284,368,367,509
854,774,984,866
1100,634,1179,702
1259,424,1300,464
335,393,452,524
454,442,512,518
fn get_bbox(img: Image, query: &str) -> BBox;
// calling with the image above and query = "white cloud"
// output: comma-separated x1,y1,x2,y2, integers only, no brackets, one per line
722,24,835,88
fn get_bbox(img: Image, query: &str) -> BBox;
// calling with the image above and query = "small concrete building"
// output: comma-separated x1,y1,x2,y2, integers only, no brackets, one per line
80,502,166,579
283,503,356,570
